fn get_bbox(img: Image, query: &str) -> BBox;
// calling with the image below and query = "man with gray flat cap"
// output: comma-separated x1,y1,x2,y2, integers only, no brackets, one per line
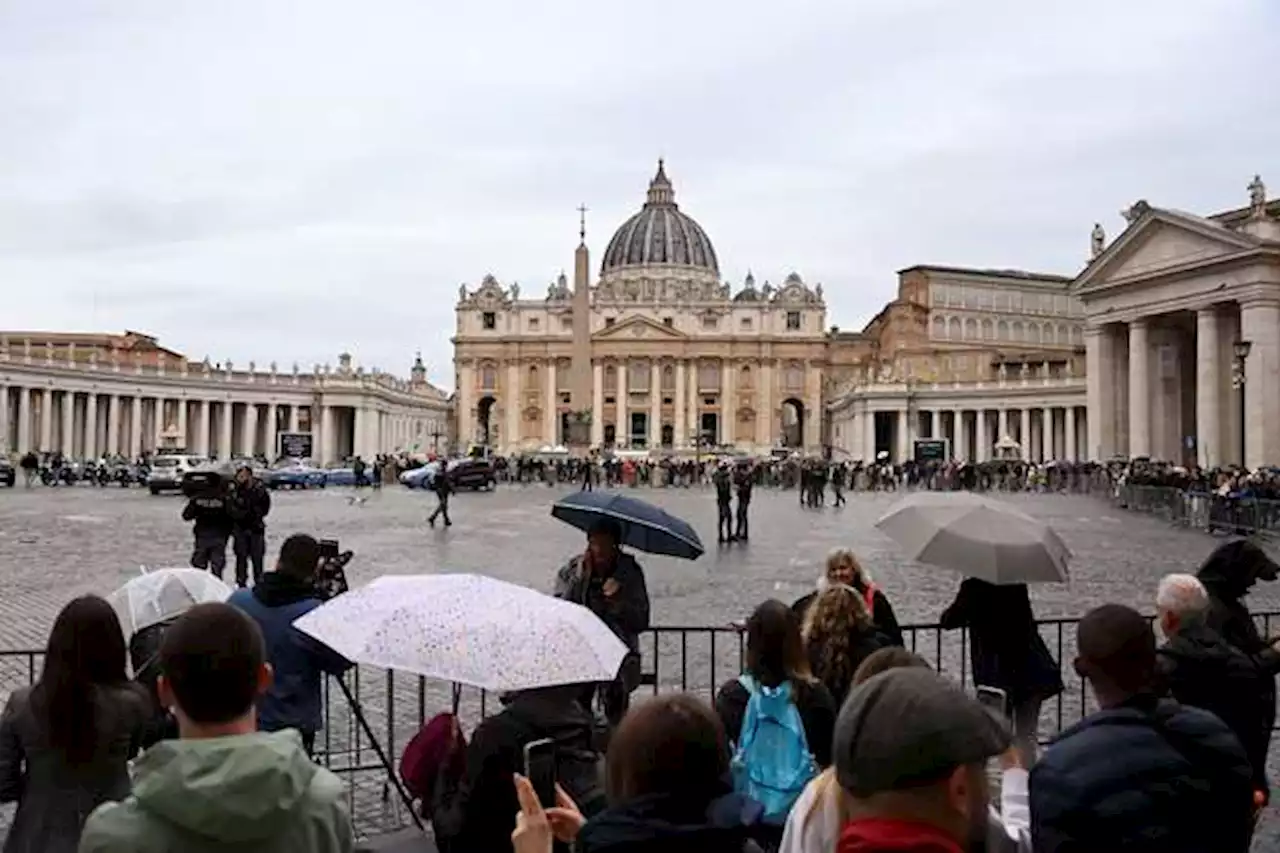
832,667,1011,853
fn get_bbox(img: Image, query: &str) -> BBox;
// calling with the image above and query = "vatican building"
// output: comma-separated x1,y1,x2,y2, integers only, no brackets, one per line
453,160,1090,461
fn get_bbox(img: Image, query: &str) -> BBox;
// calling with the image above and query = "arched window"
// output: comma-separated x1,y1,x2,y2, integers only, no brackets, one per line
1057,324,1068,345
997,320,1009,340
1011,322,1024,342
1028,323,1042,344
932,316,946,339
740,365,754,389
1071,325,1084,346
605,364,616,385
949,317,962,339
964,318,978,340
528,364,539,383
662,364,675,390
981,318,994,341
480,365,497,389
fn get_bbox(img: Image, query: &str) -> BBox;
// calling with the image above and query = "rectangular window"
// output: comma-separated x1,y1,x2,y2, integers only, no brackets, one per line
482,312,496,330
740,318,752,330
786,311,801,330
561,316,572,330
528,318,540,331
702,316,718,330
662,317,674,327
605,317,616,327
703,396,716,406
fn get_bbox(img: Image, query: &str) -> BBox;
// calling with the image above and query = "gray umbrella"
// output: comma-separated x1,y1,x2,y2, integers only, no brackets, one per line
875,491,1070,584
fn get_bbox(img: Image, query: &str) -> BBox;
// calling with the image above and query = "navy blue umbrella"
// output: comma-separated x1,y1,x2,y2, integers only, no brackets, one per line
551,491,705,560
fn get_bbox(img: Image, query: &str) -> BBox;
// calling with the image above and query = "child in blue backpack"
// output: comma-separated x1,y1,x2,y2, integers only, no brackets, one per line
715,600,837,845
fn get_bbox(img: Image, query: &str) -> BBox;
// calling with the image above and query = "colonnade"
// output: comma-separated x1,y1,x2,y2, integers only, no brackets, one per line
843,404,1088,464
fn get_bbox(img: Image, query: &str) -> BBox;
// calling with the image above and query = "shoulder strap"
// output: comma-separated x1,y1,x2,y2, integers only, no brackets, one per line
862,584,877,612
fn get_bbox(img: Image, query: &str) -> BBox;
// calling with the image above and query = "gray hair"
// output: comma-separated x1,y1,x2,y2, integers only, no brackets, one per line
1156,574,1209,623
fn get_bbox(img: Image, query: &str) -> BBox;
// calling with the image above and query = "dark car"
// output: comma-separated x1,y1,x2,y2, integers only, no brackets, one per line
0,458,14,488
448,458,497,491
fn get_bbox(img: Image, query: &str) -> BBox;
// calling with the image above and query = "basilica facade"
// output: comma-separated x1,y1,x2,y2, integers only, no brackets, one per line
453,160,1091,461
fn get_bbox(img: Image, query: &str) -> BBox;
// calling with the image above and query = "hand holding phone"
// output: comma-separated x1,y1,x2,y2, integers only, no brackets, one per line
975,686,1010,720
522,738,557,809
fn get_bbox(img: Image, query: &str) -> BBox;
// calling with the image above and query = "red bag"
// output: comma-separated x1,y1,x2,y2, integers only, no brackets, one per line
400,712,467,805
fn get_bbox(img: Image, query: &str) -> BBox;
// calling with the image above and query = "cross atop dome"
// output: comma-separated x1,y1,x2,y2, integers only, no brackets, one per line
645,158,676,207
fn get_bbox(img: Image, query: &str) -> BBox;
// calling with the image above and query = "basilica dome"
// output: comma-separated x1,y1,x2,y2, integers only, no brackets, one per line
601,161,720,278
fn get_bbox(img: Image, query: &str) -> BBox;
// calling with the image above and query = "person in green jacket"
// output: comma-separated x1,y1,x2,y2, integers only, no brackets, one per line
78,602,354,853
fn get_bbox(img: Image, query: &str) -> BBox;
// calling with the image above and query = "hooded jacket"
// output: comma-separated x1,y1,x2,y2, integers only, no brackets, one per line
578,787,765,853
1158,620,1272,794
78,729,352,853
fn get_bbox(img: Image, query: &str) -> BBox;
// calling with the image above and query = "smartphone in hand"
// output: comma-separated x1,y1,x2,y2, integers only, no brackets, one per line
522,738,557,809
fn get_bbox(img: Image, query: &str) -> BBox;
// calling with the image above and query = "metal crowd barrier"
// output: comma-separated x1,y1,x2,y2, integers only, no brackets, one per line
1,612,1279,836
1114,484,1280,536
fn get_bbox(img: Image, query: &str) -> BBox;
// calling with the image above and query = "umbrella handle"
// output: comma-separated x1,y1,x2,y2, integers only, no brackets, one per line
335,677,426,833
451,683,462,716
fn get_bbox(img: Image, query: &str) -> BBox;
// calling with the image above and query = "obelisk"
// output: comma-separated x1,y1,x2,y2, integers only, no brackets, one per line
567,205,593,448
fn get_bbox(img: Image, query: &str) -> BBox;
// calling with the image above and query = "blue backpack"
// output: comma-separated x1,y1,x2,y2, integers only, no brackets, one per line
730,675,818,824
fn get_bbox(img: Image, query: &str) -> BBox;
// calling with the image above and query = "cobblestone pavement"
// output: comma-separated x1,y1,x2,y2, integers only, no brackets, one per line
1,483,1278,846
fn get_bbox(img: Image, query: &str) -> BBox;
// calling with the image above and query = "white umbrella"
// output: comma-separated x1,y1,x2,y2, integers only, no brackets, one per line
293,574,629,693
106,568,234,637
875,491,1070,584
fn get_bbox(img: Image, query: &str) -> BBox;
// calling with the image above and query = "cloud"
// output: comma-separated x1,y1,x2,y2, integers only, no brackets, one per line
0,0,1275,388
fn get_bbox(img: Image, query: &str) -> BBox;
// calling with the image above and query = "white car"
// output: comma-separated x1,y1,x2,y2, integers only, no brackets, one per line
147,455,209,494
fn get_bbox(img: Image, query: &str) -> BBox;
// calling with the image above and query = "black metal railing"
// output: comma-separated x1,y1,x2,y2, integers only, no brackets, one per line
2,613,1276,836
1113,484,1280,536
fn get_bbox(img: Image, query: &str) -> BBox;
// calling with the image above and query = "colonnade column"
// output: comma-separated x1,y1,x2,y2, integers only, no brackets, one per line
591,363,604,447
1019,409,1031,459
177,399,189,451
720,361,733,446
674,360,687,449
615,362,627,447
353,407,367,460
17,388,30,454
219,401,233,460
129,397,142,458
61,392,75,455
197,400,210,457
105,395,118,456
954,409,967,462
975,408,988,462
84,394,98,459
40,391,53,452
896,410,910,462
288,405,300,434
931,409,942,440
1128,319,1151,458
1041,409,1054,462
686,362,700,445
244,404,259,457
321,405,334,464
997,409,1008,442
1241,298,1280,468
0,385,7,453
649,362,661,449
544,361,558,445
1195,308,1222,468
1065,406,1077,462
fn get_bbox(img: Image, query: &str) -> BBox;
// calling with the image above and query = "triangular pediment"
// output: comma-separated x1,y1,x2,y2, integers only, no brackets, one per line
593,314,688,340
1075,210,1261,294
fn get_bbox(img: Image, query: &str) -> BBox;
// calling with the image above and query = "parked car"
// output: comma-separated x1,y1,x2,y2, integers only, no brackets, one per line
147,455,209,495
0,458,14,488
265,458,328,489
445,458,497,491
323,462,374,487
399,460,443,489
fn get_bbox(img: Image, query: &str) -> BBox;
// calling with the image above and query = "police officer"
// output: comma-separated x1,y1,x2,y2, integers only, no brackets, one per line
713,461,734,543
182,474,233,579
228,464,272,588
734,461,753,542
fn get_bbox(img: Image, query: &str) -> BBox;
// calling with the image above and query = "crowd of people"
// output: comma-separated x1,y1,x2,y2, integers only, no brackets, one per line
2,512,1279,851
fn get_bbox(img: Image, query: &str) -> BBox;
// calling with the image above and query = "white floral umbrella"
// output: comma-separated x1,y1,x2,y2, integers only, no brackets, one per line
293,574,629,693
106,568,234,638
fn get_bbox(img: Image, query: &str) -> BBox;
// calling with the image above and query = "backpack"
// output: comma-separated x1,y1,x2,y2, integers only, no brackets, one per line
400,712,467,812
730,675,818,825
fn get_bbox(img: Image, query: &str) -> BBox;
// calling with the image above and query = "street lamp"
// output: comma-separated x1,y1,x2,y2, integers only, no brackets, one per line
1232,339,1251,466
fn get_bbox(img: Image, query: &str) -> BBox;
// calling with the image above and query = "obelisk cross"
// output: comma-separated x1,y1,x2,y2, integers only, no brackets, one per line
578,204,588,241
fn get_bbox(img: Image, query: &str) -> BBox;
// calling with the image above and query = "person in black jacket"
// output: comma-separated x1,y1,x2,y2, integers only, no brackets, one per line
554,519,650,726
733,462,753,542
1031,604,1254,853
1156,573,1272,809
939,578,1061,765
181,476,233,579
713,463,734,543
434,685,602,853
428,464,453,527
227,465,271,588
800,586,888,707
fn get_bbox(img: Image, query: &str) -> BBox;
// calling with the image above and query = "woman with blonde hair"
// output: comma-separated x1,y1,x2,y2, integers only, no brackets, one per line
801,585,888,706
791,549,903,646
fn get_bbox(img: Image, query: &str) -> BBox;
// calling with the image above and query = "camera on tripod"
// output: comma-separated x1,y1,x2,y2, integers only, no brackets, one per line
315,538,352,601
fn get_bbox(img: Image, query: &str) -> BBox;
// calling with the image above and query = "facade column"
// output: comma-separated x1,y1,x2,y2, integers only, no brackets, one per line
1195,307,1222,468
591,362,604,447
975,408,988,462
1128,319,1151,458
197,400,210,457
687,361,700,446
17,387,30,453
1041,409,1054,462
757,362,774,449
1241,298,1280,468
39,390,53,452
720,361,733,446
954,409,967,461
61,392,75,455
177,398,189,451
289,405,300,434
545,361,558,445
861,409,875,460
321,405,335,464
265,403,277,456
244,403,259,457
1084,325,1116,461
84,393,98,460
674,360,687,448
506,361,521,452
105,395,118,456
128,396,142,458
895,409,910,462
615,361,628,447
219,401,233,460
0,385,6,453
649,361,661,449
457,362,475,448
153,399,167,449
1019,408,1031,459
1065,406,1077,462
997,408,1008,441
353,407,367,460
929,409,941,440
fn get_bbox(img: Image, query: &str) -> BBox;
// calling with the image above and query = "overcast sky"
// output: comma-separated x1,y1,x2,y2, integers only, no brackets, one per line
0,1,1275,389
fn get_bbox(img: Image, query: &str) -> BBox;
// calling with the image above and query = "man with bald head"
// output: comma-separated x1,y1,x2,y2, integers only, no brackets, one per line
1030,604,1253,852
1156,573,1272,807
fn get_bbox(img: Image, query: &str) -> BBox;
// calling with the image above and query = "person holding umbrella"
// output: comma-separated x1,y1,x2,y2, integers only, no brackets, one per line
554,518,651,726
